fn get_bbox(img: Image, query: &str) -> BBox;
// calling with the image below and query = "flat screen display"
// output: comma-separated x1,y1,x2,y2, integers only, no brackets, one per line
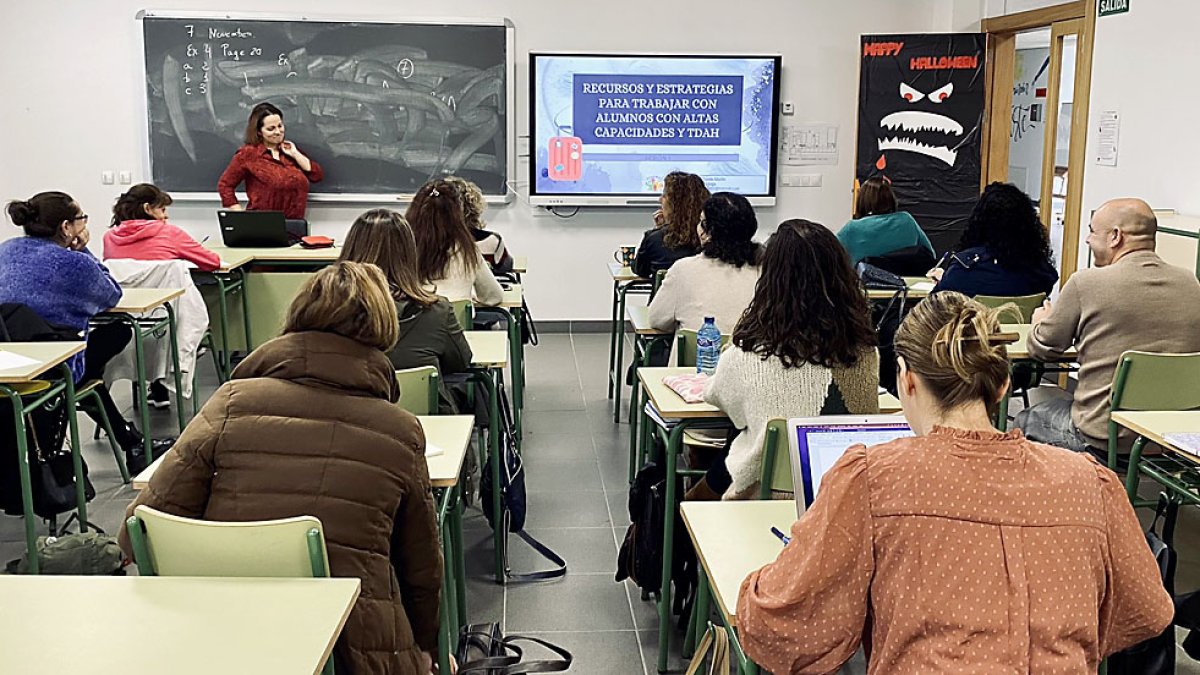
529,53,782,205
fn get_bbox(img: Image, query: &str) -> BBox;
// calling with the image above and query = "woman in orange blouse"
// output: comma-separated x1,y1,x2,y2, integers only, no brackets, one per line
738,292,1172,674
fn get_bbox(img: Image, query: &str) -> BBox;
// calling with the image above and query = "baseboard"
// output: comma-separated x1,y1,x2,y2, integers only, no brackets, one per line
538,320,620,334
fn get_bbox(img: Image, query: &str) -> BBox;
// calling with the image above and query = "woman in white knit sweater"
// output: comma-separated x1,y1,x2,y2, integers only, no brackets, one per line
405,180,503,307
648,192,762,363
691,219,881,500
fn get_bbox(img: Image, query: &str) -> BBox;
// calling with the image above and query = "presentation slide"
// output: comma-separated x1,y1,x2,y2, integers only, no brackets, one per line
530,54,780,202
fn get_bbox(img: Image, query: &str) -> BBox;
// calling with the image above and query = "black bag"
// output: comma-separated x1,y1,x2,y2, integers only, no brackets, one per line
1107,493,1177,675
615,460,696,618
861,244,937,277
480,387,566,581
0,393,96,519
455,622,572,675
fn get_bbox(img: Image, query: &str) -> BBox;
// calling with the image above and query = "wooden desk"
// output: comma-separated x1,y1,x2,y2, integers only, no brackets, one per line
1001,323,1077,361
627,304,668,336
879,392,901,413
104,286,190,446
638,367,722,418
0,575,359,674
1112,410,1200,504
608,262,652,413
512,256,528,275
465,331,508,368
866,277,934,300
133,414,475,491
206,245,341,265
682,501,793,628
1112,410,1200,450
608,261,644,283
0,342,85,384
499,284,523,309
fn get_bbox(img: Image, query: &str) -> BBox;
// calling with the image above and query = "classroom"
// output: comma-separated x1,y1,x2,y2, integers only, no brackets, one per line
2,0,1199,673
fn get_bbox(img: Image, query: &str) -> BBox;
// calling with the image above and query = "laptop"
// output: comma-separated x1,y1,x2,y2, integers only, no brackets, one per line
218,210,291,248
787,415,913,515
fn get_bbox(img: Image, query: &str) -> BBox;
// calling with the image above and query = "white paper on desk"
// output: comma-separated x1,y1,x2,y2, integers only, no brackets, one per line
425,442,445,458
1164,433,1200,457
910,281,935,292
0,350,41,372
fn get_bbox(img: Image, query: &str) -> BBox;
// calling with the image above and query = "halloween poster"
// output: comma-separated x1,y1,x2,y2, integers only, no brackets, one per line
856,33,986,254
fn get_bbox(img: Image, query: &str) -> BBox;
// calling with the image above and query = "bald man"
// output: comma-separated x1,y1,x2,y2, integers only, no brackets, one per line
1015,198,1200,461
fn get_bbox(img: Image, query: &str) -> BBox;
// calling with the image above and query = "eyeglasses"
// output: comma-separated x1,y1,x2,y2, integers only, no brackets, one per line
70,214,89,223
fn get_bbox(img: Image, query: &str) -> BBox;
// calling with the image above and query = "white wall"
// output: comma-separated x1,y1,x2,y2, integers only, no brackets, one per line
1082,2,1200,226
0,0,979,321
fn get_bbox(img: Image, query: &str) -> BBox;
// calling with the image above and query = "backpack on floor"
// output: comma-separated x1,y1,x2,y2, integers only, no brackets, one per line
480,386,566,581
455,622,571,674
615,460,696,617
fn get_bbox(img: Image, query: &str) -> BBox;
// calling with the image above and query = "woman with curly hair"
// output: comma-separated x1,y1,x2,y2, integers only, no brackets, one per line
648,191,761,362
633,171,709,278
687,219,880,500
444,175,515,275
932,182,1058,297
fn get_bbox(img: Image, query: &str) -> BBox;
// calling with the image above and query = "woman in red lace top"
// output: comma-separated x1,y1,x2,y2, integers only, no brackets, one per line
217,102,323,220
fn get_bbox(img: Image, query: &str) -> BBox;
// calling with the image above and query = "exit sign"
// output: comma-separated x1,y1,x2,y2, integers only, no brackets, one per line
1099,0,1129,16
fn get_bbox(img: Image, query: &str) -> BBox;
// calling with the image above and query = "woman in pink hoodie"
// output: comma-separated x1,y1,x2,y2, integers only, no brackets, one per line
104,184,220,271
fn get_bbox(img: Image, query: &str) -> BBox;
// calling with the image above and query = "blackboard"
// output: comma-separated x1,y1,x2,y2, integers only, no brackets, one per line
139,13,513,200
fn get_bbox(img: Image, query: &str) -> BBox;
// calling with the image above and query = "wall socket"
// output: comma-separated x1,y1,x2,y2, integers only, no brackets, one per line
101,171,115,185
781,101,795,115
781,173,822,187
119,170,133,185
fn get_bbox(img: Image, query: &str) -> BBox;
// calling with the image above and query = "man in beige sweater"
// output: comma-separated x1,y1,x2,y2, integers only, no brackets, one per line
1015,198,1200,457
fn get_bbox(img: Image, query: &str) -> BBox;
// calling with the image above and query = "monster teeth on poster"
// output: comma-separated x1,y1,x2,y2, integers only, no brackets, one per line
857,33,987,253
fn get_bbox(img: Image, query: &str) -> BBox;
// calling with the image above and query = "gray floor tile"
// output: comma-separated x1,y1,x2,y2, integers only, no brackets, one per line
524,411,595,437
522,490,612,529
522,385,586,412
524,457,604,494
520,432,596,462
463,575,505,626
506,574,635,632
626,579,666,632
515,630,644,675
507,527,619,576
637,627,692,674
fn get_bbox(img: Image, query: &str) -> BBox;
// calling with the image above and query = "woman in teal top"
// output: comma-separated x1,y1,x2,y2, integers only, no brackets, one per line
838,177,934,265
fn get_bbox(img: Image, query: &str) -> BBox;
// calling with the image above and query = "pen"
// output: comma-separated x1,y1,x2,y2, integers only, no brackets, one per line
201,236,210,243
770,526,791,546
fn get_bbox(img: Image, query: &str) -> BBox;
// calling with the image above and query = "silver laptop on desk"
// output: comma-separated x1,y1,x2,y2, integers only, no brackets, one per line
787,416,913,516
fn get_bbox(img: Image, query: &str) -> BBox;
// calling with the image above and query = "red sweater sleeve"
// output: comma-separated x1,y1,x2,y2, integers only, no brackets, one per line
165,224,221,271
217,148,249,207
306,158,324,184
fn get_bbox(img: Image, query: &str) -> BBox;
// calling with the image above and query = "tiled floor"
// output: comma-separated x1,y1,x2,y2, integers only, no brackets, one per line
3,332,1200,673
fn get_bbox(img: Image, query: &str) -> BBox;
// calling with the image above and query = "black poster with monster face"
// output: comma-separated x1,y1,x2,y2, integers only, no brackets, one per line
856,33,986,254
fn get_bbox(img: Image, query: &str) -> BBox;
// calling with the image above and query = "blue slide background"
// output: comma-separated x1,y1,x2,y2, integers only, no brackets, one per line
532,55,777,196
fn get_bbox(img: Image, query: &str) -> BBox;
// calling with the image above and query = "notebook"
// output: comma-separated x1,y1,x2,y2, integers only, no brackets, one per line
787,415,913,516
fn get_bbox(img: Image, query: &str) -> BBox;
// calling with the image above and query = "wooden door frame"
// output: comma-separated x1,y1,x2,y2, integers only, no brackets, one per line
980,0,1097,283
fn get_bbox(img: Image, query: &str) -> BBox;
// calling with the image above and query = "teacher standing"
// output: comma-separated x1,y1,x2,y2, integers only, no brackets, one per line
217,102,323,220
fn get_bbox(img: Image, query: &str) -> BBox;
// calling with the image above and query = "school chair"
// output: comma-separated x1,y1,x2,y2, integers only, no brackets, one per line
650,269,667,300
450,299,474,332
395,366,440,416
756,419,791,499
125,506,336,675
1108,351,1200,506
974,293,1047,408
674,329,731,368
74,379,130,483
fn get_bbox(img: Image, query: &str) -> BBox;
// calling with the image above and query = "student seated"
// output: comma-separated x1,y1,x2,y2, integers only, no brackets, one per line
1016,198,1200,456
633,171,708,278
0,192,172,471
340,208,472,413
837,176,934,268
119,262,442,675
738,292,1173,673
444,175,514,275
648,192,761,360
103,184,220,272
406,180,503,307
931,182,1058,297
688,219,879,500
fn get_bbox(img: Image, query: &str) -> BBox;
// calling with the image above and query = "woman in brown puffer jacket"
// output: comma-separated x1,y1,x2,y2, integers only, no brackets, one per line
120,262,442,675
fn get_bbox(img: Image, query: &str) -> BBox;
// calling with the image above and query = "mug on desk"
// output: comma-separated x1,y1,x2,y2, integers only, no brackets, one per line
614,246,636,267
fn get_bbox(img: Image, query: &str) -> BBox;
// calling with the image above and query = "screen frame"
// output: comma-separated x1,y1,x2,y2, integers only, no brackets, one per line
786,416,913,510
527,51,783,207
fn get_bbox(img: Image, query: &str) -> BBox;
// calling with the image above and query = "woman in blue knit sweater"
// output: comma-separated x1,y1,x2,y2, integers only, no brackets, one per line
0,191,171,470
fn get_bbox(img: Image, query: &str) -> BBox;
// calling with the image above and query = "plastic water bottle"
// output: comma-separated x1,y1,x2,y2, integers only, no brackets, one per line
696,317,721,376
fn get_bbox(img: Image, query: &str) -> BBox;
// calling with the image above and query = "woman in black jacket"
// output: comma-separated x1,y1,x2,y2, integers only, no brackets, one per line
633,171,709,278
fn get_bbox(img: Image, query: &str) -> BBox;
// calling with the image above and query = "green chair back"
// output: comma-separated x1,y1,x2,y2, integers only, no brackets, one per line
1107,350,1200,468
126,506,329,578
450,299,474,331
973,293,1046,323
675,328,731,368
395,366,440,416
757,419,791,499
650,269,667,300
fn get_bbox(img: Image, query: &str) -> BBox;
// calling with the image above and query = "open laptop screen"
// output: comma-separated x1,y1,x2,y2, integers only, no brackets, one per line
790,418,913,512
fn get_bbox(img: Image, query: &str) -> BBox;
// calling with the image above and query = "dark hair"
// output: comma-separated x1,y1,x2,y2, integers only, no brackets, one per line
6,191,77,239
662,171,709,250
854,177,897,219
699,192,760,268
956,182,1054,269
733,220,876,368
405,180,478,282
894,291,1011,412
111,184,173,227
243,102,283,145
340,209,439,306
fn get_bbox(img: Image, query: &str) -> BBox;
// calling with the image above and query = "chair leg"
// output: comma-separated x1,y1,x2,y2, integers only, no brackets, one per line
82,390,130,484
